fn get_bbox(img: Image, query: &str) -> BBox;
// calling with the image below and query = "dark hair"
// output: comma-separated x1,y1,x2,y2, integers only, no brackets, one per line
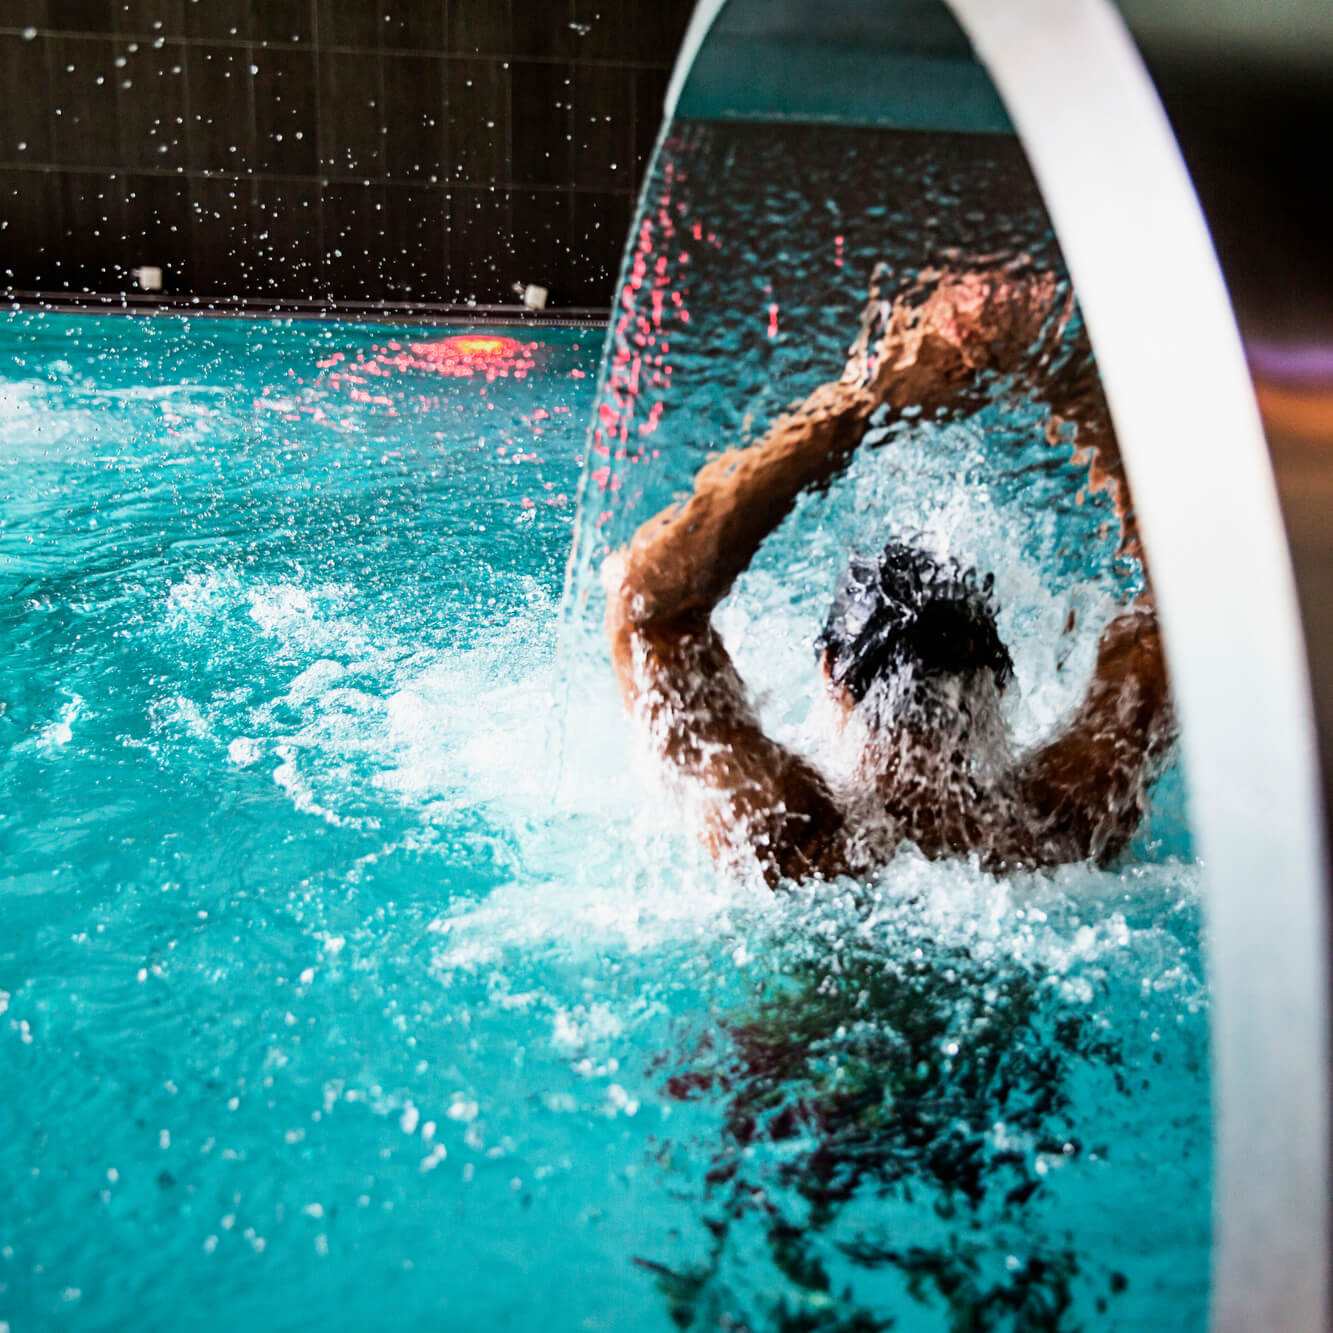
816,542,1014,703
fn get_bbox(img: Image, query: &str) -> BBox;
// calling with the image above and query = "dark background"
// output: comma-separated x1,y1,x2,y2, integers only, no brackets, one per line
0,0,695,307
1135,40,1333,855
0,4,1325,330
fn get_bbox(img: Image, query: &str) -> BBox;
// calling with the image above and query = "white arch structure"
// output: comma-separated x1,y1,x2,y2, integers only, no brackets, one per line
659,2,1329,1328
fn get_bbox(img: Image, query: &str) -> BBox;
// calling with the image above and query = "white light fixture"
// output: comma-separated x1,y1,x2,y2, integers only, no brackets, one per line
513,281,548,310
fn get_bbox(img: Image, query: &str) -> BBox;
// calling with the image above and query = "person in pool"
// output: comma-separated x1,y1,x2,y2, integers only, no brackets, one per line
603,262,1174,885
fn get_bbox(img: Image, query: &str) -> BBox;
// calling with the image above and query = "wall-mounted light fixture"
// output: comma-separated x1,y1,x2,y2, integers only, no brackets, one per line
513,281,548,310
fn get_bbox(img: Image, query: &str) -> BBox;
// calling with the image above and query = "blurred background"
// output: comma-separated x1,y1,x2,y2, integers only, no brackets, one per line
1123,0,1333,840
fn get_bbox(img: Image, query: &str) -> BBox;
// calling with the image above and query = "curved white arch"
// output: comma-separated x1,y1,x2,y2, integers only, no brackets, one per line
944,6,1327,1330
660,2,1330,1329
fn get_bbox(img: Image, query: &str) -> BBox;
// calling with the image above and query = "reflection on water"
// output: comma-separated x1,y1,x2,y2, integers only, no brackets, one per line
642,866,1206,1331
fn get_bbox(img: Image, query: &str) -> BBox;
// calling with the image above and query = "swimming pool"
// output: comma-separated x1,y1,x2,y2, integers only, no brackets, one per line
1,307,1208,1330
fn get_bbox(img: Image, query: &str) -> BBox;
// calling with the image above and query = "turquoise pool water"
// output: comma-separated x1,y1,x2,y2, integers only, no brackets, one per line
1,307,1208,1331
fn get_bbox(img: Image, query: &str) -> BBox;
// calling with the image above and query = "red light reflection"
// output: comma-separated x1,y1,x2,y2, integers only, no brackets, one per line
397,334,531,380
445,334,518,358
296,331,548,428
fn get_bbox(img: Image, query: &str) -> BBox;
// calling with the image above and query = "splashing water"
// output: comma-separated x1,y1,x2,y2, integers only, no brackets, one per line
0,271,1205,1333
555,119,1206,1329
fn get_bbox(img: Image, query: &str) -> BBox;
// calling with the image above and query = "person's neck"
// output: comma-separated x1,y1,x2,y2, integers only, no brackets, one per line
871,725,977,799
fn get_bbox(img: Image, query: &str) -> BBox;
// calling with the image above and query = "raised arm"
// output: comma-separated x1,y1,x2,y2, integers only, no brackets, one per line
1011,601,1173,865
603,373,876,884
613,262,1067,633
615,373,885,634
1031,314,1146,568
1003,284,1171,862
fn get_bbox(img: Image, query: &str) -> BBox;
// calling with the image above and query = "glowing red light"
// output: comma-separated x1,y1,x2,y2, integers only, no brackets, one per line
447,335,517,357
387,334,531,379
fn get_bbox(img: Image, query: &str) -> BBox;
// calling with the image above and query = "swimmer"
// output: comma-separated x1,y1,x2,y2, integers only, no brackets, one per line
604,263,1173,885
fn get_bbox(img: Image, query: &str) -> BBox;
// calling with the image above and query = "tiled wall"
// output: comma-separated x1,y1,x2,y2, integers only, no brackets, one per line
0,0,695,307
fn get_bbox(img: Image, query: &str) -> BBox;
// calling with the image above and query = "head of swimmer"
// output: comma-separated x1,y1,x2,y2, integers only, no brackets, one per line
816,542,1014,747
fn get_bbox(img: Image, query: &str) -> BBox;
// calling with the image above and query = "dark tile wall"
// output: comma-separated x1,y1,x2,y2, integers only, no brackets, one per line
0,0,694,306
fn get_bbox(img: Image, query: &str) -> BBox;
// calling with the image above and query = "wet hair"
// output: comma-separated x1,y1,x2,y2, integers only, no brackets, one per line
816,542,1014,704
